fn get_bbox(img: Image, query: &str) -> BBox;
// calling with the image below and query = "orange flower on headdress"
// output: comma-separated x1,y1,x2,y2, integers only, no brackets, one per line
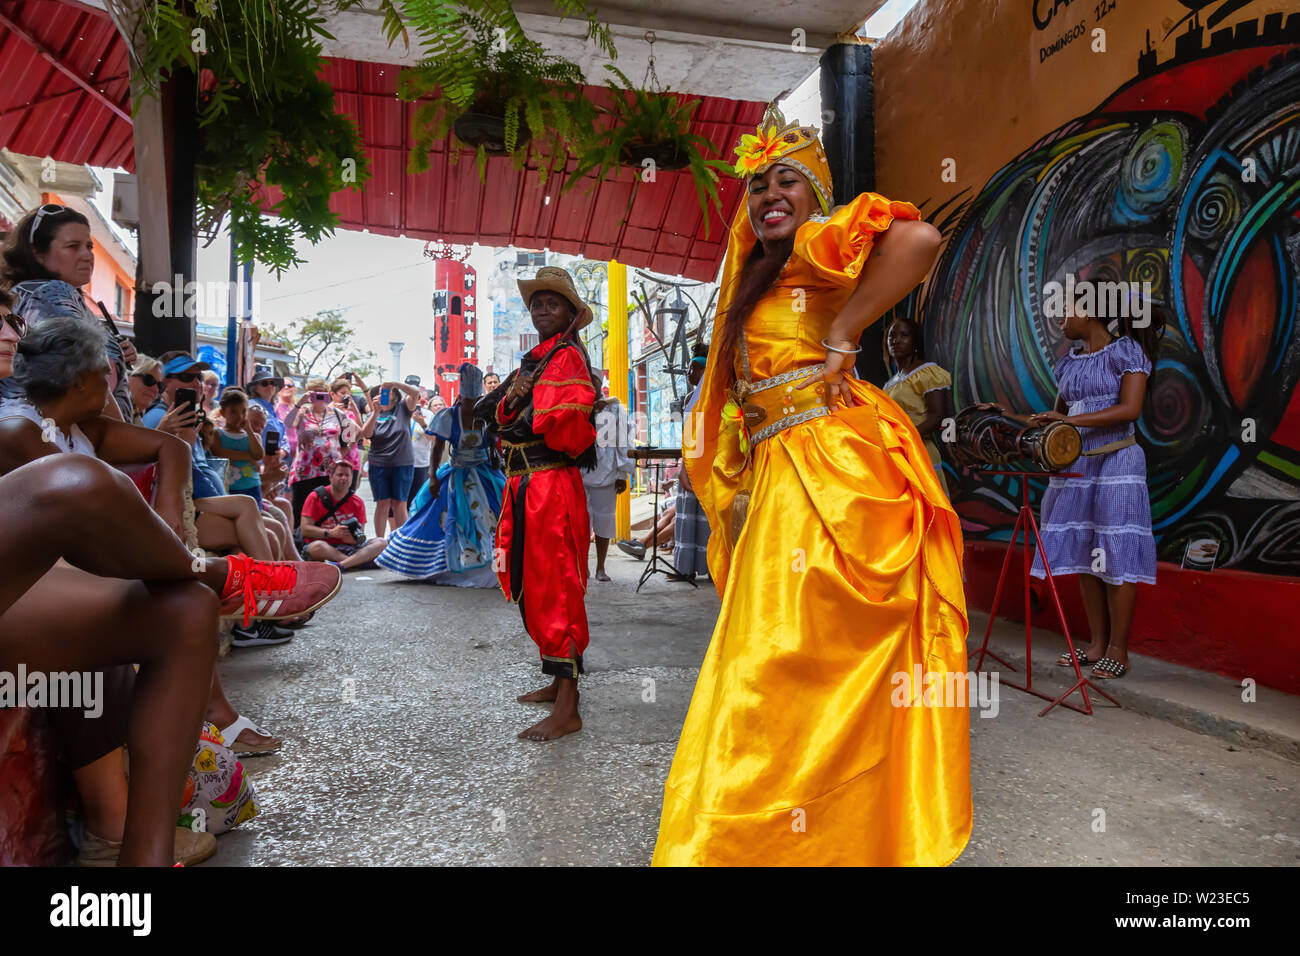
733,103,805,178
734,126,787,178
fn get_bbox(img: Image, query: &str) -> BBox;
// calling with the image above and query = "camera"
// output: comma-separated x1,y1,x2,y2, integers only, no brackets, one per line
337,515,366,545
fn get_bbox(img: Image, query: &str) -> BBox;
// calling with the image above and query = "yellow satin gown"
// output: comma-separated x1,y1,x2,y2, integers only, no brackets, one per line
652,193,972,866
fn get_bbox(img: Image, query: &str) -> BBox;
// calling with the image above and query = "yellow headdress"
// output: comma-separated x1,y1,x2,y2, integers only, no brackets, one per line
732,103,833,215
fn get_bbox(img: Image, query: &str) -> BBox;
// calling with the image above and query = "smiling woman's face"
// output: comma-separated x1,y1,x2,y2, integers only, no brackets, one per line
747,164,817,245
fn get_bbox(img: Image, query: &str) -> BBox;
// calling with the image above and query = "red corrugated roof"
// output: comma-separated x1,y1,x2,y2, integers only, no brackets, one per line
0,1,134,169
316,58,763,279
0,5,762,279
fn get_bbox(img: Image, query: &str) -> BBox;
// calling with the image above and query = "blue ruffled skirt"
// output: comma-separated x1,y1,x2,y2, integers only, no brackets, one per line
376,461,505,586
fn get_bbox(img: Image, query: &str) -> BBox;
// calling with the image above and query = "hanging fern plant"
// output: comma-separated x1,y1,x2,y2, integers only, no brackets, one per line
397,13,603,183
562,66,735,238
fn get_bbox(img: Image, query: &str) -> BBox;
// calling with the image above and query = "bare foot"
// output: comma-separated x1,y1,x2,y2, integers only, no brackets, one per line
517,681,559,704
594,569,611,582
517,711,582,741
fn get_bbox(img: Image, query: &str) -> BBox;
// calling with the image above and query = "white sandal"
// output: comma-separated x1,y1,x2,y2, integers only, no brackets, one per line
220,715,284,756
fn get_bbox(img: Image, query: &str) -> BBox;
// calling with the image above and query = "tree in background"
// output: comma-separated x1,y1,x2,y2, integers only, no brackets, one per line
261,309,384,382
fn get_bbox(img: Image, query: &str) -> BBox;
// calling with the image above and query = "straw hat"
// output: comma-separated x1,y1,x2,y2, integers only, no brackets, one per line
517,266,593,331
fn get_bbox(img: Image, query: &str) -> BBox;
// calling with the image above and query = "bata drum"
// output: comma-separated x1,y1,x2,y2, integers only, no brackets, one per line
952,405,1082,472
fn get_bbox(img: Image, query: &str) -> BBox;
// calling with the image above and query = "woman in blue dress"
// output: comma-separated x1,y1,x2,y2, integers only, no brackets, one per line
996,298,1165,681
376,364,505,587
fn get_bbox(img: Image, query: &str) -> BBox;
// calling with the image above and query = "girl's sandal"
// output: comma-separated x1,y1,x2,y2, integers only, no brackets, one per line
1091,657,1129,680
1057,650,1093,667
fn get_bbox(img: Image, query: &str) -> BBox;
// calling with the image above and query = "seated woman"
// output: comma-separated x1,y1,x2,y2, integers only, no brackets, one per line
127,354,163,424
0,293,338,866
376,363,504,586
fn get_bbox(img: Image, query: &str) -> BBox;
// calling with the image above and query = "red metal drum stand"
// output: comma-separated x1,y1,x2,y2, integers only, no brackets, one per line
966,470,1119,716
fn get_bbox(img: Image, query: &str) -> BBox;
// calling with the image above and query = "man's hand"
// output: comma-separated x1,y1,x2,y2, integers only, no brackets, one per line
506,372,536,407
326,524,351,542
119,338,138,367
614,477,627,494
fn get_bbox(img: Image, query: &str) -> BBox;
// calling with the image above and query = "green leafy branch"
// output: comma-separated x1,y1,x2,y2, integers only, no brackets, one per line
116,0,369,275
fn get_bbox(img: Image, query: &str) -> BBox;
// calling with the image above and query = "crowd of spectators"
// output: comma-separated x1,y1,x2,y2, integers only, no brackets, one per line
0,203,346,866
0,200,676,867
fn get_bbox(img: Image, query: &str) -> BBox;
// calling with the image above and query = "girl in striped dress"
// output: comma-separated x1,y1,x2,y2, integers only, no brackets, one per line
1001,301,1164,681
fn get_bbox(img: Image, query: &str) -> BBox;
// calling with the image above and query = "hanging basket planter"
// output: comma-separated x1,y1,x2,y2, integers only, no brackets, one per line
452,112,532,154
620,141,690,171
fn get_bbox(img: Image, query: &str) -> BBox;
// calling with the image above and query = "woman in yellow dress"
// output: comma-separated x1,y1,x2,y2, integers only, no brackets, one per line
652,107,972,866
883,316,954,497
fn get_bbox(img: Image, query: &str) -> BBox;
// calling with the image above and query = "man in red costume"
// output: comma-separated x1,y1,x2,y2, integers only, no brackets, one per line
476,267,599,741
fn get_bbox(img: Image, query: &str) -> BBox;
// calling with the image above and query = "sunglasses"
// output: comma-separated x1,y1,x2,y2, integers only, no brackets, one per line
133,373,161,388
170,371,201,383
29,203,67,243
1,312,27,338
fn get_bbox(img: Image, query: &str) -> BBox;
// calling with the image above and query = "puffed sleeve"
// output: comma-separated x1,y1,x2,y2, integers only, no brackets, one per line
532,346,596,456
1113,336,1152,378
794,191,922,287
910,363,952,398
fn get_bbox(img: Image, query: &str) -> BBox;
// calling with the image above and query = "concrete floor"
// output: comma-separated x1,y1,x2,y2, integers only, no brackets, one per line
211,550,1300,867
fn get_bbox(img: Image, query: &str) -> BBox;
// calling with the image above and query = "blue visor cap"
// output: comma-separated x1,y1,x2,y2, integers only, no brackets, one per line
162,355,212,376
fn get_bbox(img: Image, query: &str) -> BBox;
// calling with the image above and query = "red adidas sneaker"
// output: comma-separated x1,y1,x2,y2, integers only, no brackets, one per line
218,554,342,626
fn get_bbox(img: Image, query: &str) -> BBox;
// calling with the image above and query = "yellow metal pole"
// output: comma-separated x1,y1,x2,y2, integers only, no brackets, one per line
608,259,631,541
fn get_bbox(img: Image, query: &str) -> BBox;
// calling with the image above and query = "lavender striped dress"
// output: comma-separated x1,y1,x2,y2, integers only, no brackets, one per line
1030,336,1157,586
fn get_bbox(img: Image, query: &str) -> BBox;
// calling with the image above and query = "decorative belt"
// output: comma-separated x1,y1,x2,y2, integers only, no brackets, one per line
503,439,570,477
740,365,834,445
1081,435,1136,457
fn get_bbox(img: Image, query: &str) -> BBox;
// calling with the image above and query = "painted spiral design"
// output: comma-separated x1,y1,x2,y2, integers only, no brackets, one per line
1116,122,1186,224
1187,173,1241,242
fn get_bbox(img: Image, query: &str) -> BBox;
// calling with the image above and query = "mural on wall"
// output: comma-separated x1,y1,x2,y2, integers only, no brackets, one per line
917,7,1300,577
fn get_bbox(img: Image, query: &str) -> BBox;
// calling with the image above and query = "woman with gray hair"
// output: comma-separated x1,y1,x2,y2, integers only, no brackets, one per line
0,315,198,526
